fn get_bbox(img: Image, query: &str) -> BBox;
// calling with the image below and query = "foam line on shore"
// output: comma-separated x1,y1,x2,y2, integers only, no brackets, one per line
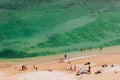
64,55,99,62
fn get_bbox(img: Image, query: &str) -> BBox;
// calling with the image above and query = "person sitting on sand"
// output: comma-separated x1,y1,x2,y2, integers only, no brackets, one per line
78,68,91,74
69,65,72,71
102,64,107,68
84,62,90,65
22,65,27,71
76,70,81,75
58,58,64,63
48,66,53,72
95,70,102,74
111,64,114,67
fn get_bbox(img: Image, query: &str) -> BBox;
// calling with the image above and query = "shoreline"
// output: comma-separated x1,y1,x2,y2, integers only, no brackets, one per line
0,45,119,63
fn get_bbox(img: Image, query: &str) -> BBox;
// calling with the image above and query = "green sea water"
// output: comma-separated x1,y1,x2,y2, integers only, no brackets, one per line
0,0,120,58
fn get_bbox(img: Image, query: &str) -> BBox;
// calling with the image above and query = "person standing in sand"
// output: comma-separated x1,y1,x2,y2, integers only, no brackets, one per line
90,47,92,52
88,66,91,73
64,54,67,60
35,67,38,71
100,46,103,51
83,48,86,53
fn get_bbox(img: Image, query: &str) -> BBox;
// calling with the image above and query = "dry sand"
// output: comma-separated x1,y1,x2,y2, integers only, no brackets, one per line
0,46,120,80
18,71,77,80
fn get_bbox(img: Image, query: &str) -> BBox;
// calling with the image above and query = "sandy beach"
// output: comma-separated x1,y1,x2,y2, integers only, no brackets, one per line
0,46,120,80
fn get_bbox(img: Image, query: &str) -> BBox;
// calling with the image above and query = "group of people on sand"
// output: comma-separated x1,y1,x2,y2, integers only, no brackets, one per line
20,54,67,72
20,62,58,72
80,46,103,52
68,62,115,76
95,64,108,75
68,62,91,75
76,66,91,75
95,64,115,75
33,65,38,71
20,65,38,71
77,62,91,75
80,48,86,52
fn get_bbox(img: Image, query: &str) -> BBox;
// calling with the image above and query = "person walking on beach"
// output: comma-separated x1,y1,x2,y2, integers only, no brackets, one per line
100,46,102,51
83,48,86,53
64,54,67,60
35,67,38,71
81,48,83,51
90,47,92,52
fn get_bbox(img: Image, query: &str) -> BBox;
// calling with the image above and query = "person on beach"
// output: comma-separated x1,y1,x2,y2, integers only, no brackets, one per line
76,70,81,75
95,70,102,74
102,64,107,68
74,65,76,71
48,66,53,72
90,47,92,51
88,66,91,73
64,54,67,60
111,64,114,67
58,58,64,63
35,67,38,71
22,65,27,71
81,48,83,51
60,58,63,63
84,62,90,65
100,46,103,51
33,65,38,71
69,64,72,71
33,65,36,69
83,48,86,53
